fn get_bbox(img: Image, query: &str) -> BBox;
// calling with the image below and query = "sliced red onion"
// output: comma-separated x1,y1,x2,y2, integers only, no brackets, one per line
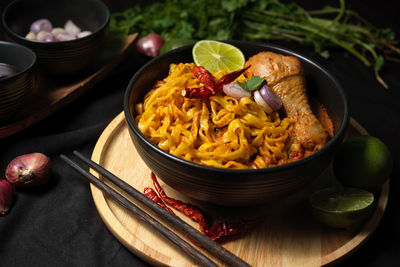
223,83,252,99
254,90,273,114
30,18,53,34
258,84,282,111
64,20,81,35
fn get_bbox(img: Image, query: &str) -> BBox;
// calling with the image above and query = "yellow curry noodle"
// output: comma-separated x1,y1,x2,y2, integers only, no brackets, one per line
135,63,293,169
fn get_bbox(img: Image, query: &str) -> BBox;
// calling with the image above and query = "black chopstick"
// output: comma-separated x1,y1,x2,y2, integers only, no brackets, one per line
61,151,251,267
60,154,218,267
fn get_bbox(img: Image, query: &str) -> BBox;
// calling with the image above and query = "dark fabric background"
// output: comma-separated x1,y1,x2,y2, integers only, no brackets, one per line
1,1,399,266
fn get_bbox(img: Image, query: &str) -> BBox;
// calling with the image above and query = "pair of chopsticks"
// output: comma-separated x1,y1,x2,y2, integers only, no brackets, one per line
60,151,251,267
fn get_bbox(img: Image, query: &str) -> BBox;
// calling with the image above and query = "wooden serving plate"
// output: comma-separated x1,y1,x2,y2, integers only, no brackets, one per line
90,112,389,267
0,33,137,139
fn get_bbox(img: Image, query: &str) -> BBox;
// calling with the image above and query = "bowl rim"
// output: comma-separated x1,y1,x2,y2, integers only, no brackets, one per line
0,40,37,81
124,40,350,176
1,0,110,46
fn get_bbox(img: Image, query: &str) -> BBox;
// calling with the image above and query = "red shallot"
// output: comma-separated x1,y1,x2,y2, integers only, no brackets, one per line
64,20,81,35
223,83,252,99
36,31,55,42
254,90,273,114
55,32,76,41
136,33,165,58
30,18,53,34
5,153,50,187
258,84,282,111
0,180,13,215
25,19,92,42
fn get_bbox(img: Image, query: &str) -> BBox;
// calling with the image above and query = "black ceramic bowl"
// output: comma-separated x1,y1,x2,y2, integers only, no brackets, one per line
124,41,350,206
2,0,109,74
0,41,36,121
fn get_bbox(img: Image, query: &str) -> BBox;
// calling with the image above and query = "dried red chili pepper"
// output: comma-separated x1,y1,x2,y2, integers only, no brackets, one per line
204,219,263,242
193,66,217,91
143,187,175,214
182,86,214,99
183,65,250,99
182,66,216,98
150,172,209,230
215,65,250,90
148,173,263,242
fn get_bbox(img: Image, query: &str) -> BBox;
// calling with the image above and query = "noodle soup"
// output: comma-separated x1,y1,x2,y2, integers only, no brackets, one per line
135,54,333,169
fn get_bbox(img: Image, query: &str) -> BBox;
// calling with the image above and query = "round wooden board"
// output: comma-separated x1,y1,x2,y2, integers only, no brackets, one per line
90,112,389,267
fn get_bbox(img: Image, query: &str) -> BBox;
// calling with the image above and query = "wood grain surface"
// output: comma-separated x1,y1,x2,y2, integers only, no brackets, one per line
0,33,137,139
90,112,389,267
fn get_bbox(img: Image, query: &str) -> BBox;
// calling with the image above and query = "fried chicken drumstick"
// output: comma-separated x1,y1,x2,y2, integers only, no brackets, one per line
245,51,328,158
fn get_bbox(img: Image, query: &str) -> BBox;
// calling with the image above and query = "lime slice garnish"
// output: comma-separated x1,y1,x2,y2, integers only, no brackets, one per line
310,187,374,229
192,40,245,74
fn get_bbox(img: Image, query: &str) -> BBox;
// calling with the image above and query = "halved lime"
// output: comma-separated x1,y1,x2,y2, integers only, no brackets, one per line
192,40,245,74
309,187,374,229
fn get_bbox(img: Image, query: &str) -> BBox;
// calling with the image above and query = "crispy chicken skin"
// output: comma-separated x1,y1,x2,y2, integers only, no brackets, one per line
245,51,328,157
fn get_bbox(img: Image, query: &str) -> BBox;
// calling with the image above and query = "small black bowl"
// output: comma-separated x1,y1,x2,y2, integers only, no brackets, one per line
124,41,350,206
2,0,109,74
0,41,36,121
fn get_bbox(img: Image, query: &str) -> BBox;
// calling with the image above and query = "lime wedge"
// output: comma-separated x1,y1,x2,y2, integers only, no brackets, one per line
309,187,374,229
192,40,245,74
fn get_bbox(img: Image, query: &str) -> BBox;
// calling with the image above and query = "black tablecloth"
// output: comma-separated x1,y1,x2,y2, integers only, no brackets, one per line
1,1,399,266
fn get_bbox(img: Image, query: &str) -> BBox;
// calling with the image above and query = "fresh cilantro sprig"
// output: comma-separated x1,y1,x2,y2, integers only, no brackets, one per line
110,0,400,88
238,76,266,91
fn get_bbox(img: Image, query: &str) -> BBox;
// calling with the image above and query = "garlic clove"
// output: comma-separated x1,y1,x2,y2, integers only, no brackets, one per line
0,180,13,215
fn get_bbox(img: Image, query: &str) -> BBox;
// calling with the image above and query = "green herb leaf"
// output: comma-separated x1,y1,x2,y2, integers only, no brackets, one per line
374,55,384,72
109,0,400,88
238,76,266,91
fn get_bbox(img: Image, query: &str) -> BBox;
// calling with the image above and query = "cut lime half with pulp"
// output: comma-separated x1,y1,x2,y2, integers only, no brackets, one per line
310,187,374,229
192,40,245,74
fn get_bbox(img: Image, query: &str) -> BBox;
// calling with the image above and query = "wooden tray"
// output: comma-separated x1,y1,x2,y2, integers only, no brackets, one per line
0,33,137,139
90,112,389,267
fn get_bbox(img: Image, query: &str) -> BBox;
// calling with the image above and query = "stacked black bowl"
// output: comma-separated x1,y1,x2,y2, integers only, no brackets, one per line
2,0,110,75
0,41,36,121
